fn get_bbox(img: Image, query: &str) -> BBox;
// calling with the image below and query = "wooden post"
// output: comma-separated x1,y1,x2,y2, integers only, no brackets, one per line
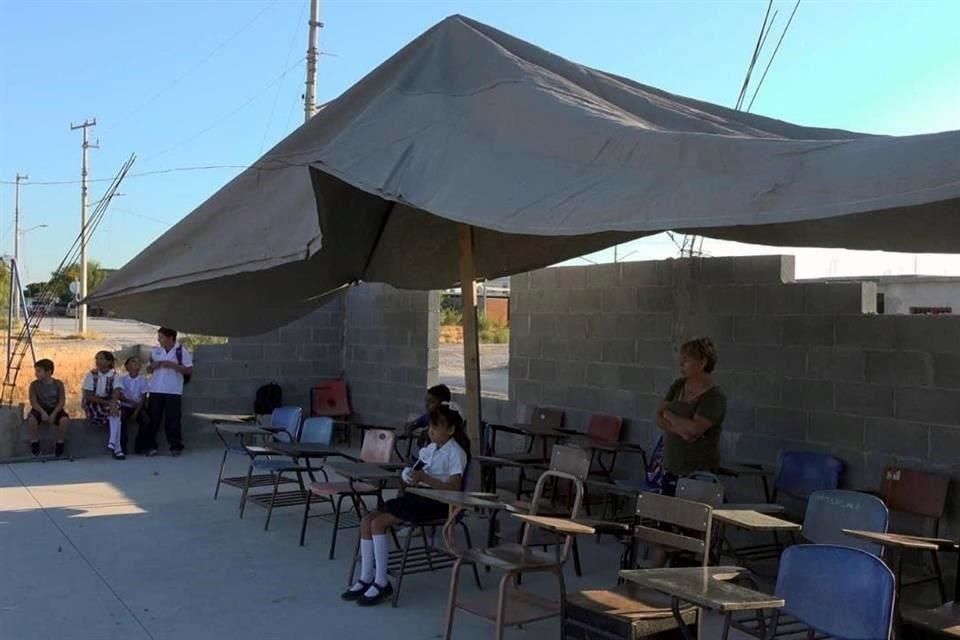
458,224,483,445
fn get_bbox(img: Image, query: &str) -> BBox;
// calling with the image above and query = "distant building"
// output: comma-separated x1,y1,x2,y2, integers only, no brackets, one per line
442,277,511,324
807,274,960,315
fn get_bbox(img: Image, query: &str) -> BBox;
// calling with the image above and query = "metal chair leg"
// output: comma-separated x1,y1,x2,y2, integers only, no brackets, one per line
931,550,948,602
299,488,313,546
392,526,416,608
214,448,229,499
460,522,482,590
347,532,361,587
265,472,281,531
329,493,348,559
239,464,255,518
495,573,511,640
572,537,583,577
443,560,463,640
420,526,435,571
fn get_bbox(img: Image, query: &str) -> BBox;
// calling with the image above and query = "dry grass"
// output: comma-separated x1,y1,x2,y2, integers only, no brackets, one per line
9,338,125,416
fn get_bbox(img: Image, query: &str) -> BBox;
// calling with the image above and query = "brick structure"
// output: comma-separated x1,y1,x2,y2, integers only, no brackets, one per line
184,284,439,429
509,256,960,516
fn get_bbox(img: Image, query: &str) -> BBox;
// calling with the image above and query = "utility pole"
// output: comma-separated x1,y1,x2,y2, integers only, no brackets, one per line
70,118,98,335
12,173,27,322
304,0,322,123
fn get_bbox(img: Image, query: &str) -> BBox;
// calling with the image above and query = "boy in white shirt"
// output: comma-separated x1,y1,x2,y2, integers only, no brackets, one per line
82,350,124,460
146,327,193,457
120,356,151,455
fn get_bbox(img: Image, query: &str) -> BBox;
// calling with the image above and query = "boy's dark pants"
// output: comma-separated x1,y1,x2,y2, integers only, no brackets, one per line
126,406,152,454
148,393,184,452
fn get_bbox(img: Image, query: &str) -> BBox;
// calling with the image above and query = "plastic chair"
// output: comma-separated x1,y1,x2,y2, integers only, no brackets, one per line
880,466,950,600
773,451,844,504
252,417,338,532
584,414,623,444
237,406,303,512
300,428,396,558
310,379,352,444
771,545,895,640
802,490,888,555
727,491,889,640
299,416,335,445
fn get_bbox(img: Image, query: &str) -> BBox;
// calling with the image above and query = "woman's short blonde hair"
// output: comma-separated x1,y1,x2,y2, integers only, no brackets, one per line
681,337,718,373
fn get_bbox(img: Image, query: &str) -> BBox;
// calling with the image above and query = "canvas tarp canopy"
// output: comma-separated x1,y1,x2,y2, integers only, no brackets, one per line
88,14,960,336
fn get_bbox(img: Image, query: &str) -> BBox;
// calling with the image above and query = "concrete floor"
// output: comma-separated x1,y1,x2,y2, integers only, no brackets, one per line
1,449,759,640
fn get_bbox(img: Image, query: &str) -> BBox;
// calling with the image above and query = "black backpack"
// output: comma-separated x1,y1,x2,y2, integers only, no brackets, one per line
254,382,283,415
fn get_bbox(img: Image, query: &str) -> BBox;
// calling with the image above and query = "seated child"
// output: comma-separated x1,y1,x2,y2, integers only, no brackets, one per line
120,356,151,454
27,358,69,457
344,404,470,606
82,351,124,460
403,384,452,450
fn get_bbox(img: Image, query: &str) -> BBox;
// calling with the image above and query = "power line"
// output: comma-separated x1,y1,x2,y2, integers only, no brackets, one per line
735,0,774,111
144,58,305,163
747,0,801,113
259,0,309,156
111,0,282,130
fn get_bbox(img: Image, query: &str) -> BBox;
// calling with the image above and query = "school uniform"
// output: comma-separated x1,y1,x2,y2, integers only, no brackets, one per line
147,343,192,453
121,373,151,454
82,369,124,454
384,439,468,522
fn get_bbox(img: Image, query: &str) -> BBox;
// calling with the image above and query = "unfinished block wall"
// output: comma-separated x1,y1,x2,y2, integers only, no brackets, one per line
185,284,439,429
509,255,960,513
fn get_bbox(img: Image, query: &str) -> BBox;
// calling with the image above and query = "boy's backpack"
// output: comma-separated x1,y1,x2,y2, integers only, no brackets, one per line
254,382,283,415
175,345,192,385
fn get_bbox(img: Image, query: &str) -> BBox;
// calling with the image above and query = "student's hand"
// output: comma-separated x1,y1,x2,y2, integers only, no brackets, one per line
40,410,50,422
411,470,427,486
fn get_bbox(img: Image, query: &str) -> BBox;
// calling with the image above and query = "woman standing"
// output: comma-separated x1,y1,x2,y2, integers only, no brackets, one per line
655,337,727,495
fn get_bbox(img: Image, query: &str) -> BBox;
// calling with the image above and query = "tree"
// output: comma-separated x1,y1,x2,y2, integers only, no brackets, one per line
47,260,109,303
24,282,46,299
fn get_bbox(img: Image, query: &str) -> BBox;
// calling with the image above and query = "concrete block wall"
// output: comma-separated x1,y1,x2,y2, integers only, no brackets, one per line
184,284,438,433
184,297,346,419
344,284,440,426
509,255,960,528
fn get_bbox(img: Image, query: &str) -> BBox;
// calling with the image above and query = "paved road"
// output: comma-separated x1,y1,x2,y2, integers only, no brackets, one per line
439,343,509,397
38,316,158,345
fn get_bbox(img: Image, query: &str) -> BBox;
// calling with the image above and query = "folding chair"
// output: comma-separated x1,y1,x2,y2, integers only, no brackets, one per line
563,492,715,640
444,450,588,640
736,545,895,640
300,428,395,558
880,466,951,601
237,406,302,513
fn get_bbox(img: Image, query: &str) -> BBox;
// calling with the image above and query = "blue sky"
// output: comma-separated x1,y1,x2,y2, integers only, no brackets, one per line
2,0,959,285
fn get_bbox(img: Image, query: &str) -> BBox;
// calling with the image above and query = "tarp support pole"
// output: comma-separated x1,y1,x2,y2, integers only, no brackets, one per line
458,224,483,445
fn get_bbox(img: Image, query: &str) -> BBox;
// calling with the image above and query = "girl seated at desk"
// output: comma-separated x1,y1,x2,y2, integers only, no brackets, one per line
343,404,471,606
